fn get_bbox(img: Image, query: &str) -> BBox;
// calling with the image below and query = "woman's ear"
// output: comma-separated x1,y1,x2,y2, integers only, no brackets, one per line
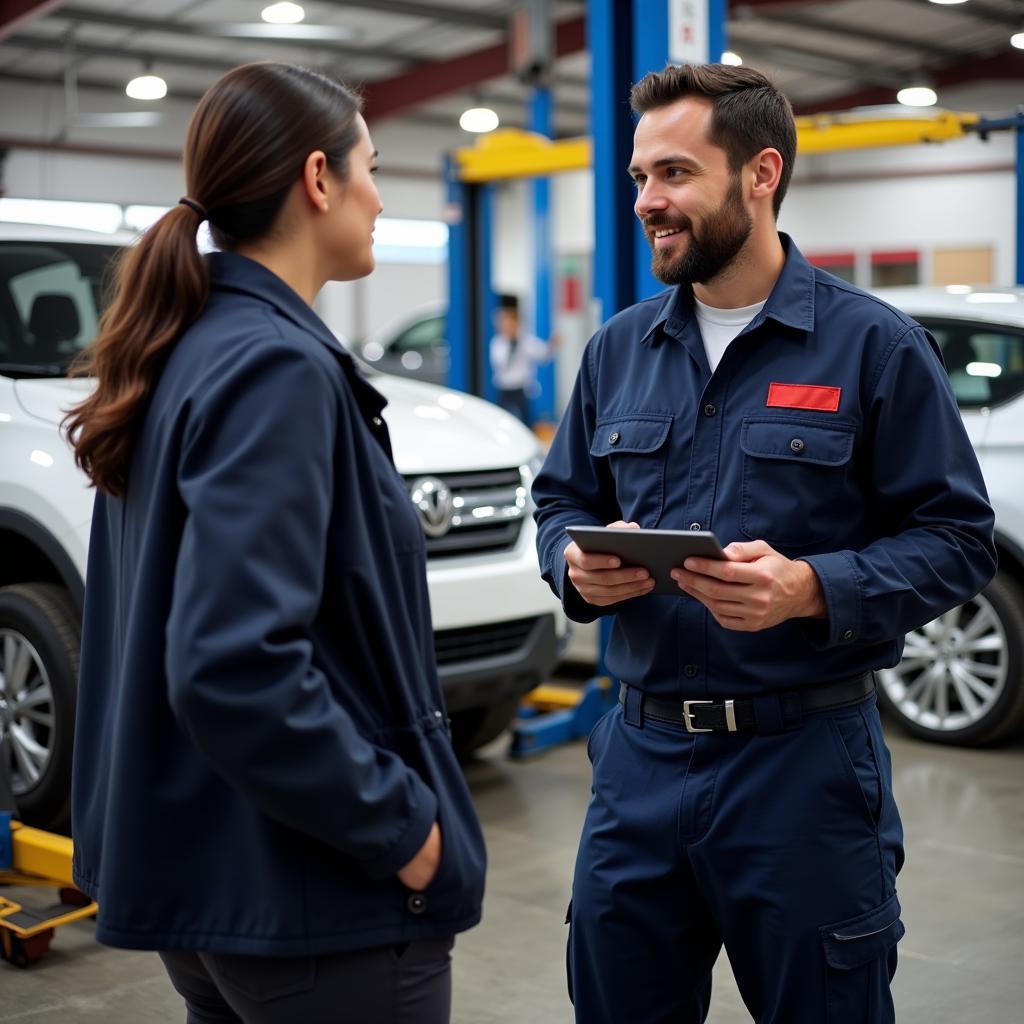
302,150,330,213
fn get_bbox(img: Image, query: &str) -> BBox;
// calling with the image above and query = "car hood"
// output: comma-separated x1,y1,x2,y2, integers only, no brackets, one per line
13,373,539,475
371,374,540,473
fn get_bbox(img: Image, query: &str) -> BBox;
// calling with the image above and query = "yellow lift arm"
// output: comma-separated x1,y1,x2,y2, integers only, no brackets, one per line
455,111,984,183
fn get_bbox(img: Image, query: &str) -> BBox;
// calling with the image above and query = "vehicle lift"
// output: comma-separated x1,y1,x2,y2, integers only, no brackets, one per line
0,743,96,967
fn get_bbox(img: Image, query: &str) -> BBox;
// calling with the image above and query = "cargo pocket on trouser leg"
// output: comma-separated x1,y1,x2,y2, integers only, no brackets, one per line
820,892,904,1023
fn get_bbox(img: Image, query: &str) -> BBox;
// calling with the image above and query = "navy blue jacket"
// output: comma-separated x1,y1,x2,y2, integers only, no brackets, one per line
72,253,485,954
534,236,996,696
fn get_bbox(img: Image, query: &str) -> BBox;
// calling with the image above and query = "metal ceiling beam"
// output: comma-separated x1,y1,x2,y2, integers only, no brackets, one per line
791,49,1024,114
362,15,586,121
753,7,970,61
728,32,908,85
0,0,67,42
312,0,506,30
8,31,261,74
52,5,420,63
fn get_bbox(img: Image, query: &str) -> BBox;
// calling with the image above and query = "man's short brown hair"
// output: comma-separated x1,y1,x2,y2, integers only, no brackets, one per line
630,63,796,218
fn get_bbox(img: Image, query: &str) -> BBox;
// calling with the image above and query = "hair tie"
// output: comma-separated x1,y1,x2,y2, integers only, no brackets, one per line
178,196,208,220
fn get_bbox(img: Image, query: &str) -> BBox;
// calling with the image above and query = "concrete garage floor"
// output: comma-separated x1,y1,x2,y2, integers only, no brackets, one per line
1,720,1022,1023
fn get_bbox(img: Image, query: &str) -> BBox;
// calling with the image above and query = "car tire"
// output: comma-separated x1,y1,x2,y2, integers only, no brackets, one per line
449,698,521,758
876,571,1024,746
0,583,79,832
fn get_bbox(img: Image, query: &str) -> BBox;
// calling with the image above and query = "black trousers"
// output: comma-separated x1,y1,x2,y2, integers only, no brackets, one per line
159,937,454,1024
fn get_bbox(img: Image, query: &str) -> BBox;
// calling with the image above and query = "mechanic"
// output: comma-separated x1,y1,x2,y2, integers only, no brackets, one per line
533,62,996,1024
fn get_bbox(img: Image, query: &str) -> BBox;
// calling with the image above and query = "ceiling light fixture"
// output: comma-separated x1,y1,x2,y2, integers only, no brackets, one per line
126,73,167,101
721,51,743,66
1012,31,1024,49
459,107,499,133
896,84,937,107
927,1,969,5
262,2,305,24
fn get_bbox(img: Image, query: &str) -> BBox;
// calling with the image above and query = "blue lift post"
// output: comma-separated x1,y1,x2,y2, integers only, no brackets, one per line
512,0,726,757
530,86,557,426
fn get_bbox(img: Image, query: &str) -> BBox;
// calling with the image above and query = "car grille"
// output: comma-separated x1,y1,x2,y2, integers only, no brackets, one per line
434,616,540,667
403,467,527,559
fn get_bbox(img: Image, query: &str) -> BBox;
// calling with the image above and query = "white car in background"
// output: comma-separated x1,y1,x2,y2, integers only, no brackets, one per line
0,224,565,832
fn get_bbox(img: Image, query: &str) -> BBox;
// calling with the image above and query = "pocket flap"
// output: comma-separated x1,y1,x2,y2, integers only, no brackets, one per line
741,419,854,467
591,415,672,457
821,893,905,970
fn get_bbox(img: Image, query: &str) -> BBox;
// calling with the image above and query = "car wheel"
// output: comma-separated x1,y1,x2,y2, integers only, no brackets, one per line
876,572,1024,745
449,698,521,758
0,584,79,832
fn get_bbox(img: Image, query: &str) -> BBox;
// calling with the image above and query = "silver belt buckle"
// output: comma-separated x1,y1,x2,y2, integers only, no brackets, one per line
682,698,739,733
682,700,712,733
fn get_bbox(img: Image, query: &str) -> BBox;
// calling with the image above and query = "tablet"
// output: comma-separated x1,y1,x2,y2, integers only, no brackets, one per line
565,526,727,596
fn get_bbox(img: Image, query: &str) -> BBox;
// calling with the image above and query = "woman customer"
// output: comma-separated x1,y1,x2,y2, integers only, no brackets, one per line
64,61,485,1024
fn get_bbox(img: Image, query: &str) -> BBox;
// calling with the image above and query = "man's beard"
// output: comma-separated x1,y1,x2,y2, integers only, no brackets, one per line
645,177,753,286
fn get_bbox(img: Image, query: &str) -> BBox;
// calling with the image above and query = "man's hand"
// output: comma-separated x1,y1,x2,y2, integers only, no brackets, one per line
565,521,655,606
397,821,442,891
671,539,826,631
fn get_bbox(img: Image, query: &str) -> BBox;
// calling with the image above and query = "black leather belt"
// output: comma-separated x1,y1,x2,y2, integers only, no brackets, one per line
618,674,875,734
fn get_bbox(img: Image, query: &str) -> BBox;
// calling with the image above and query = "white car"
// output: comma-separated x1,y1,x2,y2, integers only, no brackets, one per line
0,224,566,832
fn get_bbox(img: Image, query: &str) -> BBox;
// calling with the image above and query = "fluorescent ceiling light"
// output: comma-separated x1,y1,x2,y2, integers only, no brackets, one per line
965,293,1018,304
124,205,170,232
459,107,500,133
74,112,163,128
126,74,167,100
208,23,354,40
262,2,304,23
928,1,969,5
721,51,743,66
1012,32,1024,50
896,85,937,107
373,218,448,249
945,284,973,294
967,362,1002,378
0,197,122,233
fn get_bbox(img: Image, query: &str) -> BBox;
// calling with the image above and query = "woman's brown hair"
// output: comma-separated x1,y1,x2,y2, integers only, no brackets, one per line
64,62,362,496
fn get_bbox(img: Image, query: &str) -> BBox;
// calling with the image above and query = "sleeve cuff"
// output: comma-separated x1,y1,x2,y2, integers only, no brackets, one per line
552,536,604,624
359,777,439,880
797,551,862,649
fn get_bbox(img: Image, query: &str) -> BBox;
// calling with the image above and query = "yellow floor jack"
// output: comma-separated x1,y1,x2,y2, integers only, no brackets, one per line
0,741,97,967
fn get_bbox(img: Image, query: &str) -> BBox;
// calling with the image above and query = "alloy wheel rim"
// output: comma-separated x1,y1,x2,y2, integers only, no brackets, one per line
877,595,1007,733
0,629,55,795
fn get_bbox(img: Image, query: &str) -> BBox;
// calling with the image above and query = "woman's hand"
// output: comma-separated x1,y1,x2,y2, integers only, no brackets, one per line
397,821,442,890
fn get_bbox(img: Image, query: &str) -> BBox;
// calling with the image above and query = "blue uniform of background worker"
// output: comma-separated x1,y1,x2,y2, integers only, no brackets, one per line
533,64,996,1024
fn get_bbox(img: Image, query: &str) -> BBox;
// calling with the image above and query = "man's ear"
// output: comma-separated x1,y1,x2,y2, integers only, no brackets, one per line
750,148,784,205
302,150,330,213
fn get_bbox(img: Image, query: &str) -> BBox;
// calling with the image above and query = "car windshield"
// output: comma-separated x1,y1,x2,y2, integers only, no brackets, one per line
0,240,120,377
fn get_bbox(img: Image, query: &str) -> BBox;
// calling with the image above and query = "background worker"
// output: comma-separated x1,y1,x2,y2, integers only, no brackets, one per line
489,292,555,425
533,63,995,1023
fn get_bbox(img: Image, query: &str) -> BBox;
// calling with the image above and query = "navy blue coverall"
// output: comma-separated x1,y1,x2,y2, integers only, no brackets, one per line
533,236,996,1023
72,253,485,961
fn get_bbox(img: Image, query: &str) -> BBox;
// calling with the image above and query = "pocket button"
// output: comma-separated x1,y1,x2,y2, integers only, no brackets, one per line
407,894,427,914
608,431,621,445
790,438,805,453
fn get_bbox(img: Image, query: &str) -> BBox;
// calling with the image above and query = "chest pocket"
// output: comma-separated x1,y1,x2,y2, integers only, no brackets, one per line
591,414,673,527
740,417,855,548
